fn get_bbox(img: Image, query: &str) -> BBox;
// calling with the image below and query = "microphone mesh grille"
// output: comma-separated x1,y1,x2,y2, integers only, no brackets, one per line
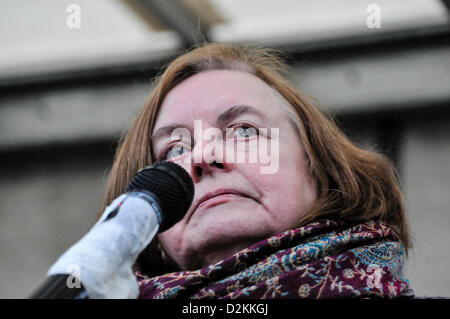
125,161,194,232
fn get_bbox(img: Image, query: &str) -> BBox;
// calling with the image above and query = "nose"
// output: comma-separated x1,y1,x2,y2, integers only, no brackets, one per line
190,139,232,183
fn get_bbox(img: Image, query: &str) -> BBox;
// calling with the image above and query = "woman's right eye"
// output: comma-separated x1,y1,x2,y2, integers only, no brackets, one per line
163,144,188,160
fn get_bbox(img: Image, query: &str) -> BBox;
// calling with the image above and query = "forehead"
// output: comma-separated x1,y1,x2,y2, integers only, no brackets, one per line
154,70,284,128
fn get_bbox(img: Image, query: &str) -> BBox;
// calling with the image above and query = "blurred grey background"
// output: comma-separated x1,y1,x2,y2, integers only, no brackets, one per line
1,0,449,298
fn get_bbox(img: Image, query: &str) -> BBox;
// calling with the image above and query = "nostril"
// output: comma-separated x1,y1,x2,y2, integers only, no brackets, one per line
195,166,203,178
209,160,224,169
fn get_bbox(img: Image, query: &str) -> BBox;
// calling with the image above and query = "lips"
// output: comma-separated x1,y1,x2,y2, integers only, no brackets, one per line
190,189,250,217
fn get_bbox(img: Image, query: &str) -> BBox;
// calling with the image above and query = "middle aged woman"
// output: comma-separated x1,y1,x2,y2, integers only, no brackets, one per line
100,43,414,299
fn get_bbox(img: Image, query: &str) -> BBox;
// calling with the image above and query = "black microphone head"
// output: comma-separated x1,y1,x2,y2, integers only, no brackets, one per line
126,161,194,232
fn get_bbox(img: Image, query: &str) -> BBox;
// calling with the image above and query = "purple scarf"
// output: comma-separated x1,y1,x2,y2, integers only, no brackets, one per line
136,219,414,299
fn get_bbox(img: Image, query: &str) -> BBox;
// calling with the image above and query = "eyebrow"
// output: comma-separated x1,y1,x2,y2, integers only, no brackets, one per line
217,104,266,126
151,104,267,145
151,123,187,145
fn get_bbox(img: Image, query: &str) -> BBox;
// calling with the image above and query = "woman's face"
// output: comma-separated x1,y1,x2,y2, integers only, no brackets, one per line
152,70,317,269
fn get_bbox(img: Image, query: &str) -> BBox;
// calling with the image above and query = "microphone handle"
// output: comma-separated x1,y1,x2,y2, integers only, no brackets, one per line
29,274,88,299
29,190,163,299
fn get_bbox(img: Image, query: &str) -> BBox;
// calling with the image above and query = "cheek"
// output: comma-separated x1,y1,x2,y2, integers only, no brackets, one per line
157,223,185,259
251,143,316,224
237,162,290,213
280,155,317,220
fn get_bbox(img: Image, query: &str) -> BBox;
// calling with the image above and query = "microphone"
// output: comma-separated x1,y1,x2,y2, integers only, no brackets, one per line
29,161,194,299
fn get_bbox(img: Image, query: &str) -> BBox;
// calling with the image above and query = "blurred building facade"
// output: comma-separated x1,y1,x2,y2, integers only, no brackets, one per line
0,0,449,298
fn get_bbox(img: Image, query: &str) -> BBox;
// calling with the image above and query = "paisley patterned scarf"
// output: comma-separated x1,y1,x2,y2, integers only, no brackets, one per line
136,219,414,299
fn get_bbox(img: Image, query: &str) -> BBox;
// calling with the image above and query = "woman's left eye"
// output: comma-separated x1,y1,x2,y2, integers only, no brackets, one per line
233,126,258,139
